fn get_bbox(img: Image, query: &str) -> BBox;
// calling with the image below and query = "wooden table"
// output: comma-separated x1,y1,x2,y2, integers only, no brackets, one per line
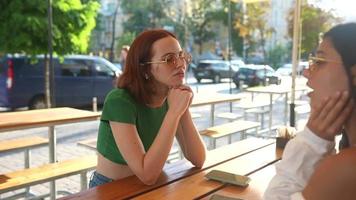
191,93,245,126
60,138,281,200
245,85,308,132
0,107,100,199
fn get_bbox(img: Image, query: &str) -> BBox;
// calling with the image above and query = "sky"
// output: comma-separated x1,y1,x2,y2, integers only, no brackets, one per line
308,0,356,22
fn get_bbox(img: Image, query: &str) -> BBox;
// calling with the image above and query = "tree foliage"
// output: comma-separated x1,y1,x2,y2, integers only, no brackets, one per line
287,3,339,58
0,0,100,55
120,0,172,33
119,0,188,46
234,2,273,60
186,0,218,54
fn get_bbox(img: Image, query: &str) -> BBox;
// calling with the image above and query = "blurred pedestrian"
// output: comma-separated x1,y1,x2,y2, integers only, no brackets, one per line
120,45,129,71
89,29,206,187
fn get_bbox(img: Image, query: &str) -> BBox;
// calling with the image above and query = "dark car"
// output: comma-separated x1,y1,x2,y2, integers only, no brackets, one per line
192,60,239,83
232,64,281,87
0,54,121,110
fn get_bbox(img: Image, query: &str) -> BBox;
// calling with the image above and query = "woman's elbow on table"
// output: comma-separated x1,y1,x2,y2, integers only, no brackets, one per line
191,153,206,168
138,174,159,186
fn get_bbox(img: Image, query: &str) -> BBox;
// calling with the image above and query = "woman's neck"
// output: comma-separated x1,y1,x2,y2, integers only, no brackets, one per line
345,108,356,146
147,83,168,108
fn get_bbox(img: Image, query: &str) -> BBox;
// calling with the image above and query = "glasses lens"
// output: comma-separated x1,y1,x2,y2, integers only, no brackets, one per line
183,52,192,64
165,54,178,66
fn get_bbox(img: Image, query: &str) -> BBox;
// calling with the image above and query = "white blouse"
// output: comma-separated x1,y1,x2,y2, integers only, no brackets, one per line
263,127,336,200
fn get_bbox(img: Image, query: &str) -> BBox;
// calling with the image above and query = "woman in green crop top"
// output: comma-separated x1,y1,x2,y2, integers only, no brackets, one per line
89,29,206,187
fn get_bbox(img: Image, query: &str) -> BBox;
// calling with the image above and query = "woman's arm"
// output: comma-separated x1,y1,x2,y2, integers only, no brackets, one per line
175,109,206,168
303,148,356,200
110,88,192,185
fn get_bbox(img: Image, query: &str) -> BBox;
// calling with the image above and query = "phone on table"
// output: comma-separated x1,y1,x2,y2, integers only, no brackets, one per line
210,194,243,200
205,170,251,187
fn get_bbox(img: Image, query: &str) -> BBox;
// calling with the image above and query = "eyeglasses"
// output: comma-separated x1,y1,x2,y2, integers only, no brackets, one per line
142,51,192,67
308,54,342,72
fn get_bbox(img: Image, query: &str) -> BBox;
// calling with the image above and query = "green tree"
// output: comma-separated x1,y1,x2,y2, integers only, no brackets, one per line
186,0,219,54
119,0,187,46
287,3,339,58
234,2,274,61
266,44,291,69
0,0,100,107
120,0,173,33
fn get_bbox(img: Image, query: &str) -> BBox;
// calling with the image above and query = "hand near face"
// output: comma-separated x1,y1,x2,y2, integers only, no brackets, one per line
307,91,354,141
167,85,193,117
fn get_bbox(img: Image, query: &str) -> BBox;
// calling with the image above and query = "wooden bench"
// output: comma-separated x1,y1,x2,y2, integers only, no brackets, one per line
0,136,49,168
200,120,260,149
245,108,270,129
0,155,97,198
216,112,243,122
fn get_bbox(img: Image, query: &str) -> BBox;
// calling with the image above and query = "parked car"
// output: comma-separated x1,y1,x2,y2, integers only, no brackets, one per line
0,54,122,110
232,64,281,87
192,60,239,83
276,62,308,76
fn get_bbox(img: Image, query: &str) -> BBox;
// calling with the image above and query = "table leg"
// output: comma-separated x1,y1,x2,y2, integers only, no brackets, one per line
49,126,57,200
284,93,288,125
269,94,273,134
210,104,215,126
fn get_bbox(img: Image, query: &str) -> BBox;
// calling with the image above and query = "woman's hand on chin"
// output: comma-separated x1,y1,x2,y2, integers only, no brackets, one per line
307,91,353,141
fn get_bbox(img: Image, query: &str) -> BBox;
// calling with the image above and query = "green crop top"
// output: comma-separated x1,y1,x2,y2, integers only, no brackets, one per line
97,88,168,164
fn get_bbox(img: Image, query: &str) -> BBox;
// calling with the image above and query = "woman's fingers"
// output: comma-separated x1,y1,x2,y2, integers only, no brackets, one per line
320,91,349,131
307,91,351,140
327,98,354,134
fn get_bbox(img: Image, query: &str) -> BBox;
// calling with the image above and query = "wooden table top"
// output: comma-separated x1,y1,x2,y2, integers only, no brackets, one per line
0,107,100,132
245,85,309,94
191,93,245,107
132,145,282,200
60,138,279,200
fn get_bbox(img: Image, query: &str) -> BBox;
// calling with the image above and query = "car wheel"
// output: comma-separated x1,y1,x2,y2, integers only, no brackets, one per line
196,78,201,83
213,74,220,83
29,95,46,110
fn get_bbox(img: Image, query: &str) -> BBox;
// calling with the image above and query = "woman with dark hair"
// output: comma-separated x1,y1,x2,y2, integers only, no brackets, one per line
264,23,356,199
89,29,206,187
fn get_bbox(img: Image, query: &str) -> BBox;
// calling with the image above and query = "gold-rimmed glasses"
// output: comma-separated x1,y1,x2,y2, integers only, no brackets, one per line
308,54,342,72
142,51,192,68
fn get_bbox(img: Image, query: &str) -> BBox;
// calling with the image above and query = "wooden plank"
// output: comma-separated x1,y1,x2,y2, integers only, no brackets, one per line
201,120,260,139
201,162,278,200
0,136,48,153
131,145,282,200
191,93,245,107
59,138,274,200
0,155,97,193
0,107,100,133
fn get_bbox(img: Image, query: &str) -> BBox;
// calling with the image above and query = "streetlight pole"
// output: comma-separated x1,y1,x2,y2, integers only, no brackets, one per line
290,0,301,127
228,0,233,112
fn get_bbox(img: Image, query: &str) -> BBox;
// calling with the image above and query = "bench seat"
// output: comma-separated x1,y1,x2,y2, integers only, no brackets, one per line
0,155,97,194
216,112,243,122
0,136,48,154
200,120,260,149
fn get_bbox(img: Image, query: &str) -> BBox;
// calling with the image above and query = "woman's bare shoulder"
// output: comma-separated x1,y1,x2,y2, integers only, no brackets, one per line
303,147,356,200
